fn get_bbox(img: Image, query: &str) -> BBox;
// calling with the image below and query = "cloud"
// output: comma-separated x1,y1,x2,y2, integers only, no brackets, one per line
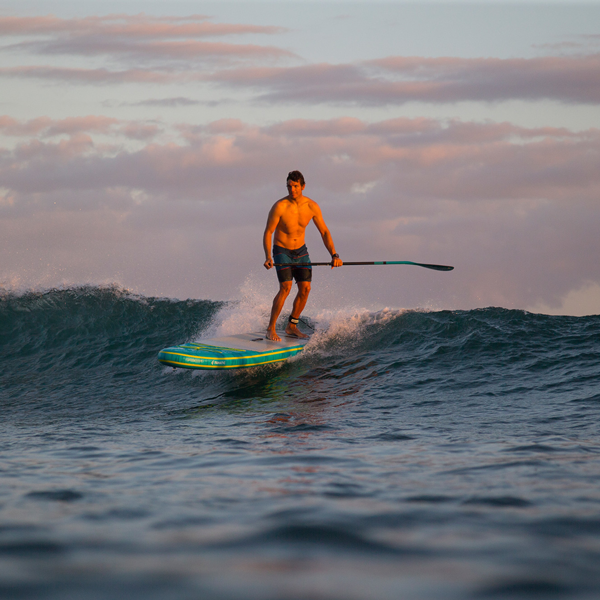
368,54,600,103
1,115,599,310
209,54,600,105
2,12,599,107
123,97,211,108
0,115,119,137
0,114,161,140
104,97,229,108
0,14,285,38
534,33,600,53
0,65,175,84
2,115,598,200
0,14,294,66
11,39,294,63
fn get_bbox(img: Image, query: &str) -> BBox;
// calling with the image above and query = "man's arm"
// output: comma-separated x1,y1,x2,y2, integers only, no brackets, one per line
312,202,342,267
263,202,282,269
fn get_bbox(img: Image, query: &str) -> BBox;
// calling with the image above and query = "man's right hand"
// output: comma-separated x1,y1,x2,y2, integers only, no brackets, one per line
264,257,273,269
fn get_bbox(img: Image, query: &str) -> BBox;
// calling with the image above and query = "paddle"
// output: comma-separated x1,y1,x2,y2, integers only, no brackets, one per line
273,261,454,272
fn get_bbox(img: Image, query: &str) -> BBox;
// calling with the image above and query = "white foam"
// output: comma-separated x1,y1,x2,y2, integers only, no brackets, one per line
196,273,413,357
299,306,408,360
196,273,274,339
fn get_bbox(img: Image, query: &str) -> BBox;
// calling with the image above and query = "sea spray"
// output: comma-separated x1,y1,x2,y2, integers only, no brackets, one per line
202,273,411,349
208,275,275,338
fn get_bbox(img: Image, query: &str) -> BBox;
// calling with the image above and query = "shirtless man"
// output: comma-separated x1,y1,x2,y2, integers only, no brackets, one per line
263,170,342,341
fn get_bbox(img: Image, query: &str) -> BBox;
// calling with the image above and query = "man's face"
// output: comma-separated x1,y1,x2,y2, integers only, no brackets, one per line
287,179,304,199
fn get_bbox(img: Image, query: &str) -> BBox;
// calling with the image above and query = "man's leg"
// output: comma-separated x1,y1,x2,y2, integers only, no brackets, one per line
285,281,311,339
267,281,293,341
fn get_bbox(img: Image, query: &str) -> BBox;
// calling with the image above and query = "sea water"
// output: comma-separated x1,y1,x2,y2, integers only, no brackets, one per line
1,286,600,599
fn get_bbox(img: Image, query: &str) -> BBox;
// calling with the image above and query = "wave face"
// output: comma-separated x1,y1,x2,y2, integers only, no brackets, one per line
1,286,221,419
2,286,600,599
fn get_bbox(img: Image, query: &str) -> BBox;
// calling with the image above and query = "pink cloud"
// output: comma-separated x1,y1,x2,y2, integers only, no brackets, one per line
0,115,160,140
105,39,293,61
0,14,293,66
205,119,247,134
0,115,52,136
0,14,285,38
2,115,598,202
45,116,119,136
1,115,599,309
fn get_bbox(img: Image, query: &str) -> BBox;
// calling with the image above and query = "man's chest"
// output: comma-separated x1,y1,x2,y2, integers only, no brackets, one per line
280,205,313,229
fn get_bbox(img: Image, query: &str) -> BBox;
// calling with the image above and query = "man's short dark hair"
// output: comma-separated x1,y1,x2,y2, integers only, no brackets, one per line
287,170,305,186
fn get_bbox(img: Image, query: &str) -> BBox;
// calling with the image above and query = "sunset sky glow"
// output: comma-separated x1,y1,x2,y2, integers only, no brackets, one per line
1,1,600,315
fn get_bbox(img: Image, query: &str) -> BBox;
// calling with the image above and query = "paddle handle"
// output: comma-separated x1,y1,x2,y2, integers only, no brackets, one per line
273,261,454,272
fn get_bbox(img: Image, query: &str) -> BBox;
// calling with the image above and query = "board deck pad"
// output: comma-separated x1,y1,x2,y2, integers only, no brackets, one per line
158,331,310,370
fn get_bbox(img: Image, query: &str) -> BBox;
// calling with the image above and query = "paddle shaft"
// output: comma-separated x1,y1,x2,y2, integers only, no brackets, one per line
273,261,454,272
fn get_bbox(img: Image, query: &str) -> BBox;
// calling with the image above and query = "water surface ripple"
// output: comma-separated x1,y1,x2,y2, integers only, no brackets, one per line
1,287,600,599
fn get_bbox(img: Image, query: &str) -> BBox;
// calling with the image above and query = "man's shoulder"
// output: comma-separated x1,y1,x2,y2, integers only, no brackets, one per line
271,197,290,210
304,197,321,213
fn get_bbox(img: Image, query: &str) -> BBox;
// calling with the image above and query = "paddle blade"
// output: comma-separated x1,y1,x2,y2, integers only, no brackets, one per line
416,263,454,271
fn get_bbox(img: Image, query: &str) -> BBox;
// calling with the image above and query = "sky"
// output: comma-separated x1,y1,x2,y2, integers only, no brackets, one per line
1,1,600,315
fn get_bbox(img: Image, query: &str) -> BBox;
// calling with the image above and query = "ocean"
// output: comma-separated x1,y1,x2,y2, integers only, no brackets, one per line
1,285,600,599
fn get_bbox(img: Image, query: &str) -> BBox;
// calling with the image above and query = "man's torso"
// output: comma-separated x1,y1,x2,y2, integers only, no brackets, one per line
273,196,316,249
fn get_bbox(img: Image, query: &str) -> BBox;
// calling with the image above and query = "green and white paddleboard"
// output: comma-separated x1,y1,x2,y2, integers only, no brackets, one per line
158,331,310,370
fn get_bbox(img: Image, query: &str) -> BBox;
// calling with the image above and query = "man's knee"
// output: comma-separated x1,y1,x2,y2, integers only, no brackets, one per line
279,281,293,296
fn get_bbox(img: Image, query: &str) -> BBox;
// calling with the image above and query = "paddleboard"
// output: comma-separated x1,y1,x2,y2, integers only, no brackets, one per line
158,331,310,370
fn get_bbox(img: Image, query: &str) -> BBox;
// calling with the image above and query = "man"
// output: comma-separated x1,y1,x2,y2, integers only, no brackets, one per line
263,170,342,341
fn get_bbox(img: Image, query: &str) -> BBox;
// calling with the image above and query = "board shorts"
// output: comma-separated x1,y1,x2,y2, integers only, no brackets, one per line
273,244,312,283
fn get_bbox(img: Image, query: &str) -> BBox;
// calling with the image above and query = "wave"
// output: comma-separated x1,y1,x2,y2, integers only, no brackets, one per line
0,286,222,418
2,286,599,418
0,284,221,369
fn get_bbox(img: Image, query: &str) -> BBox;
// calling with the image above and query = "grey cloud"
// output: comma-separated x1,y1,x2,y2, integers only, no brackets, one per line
2,13,599,107
0,65,175,84
9,38,295,65
211,53,600,105
125,97,204,107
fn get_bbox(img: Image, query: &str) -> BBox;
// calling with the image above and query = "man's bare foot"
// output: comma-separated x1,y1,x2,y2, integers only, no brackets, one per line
285,323,309,339
266,328,281,341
